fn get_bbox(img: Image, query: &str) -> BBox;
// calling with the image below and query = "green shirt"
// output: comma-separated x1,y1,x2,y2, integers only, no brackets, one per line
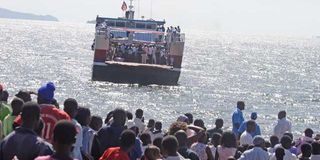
3,115,16,136
0,102,11,122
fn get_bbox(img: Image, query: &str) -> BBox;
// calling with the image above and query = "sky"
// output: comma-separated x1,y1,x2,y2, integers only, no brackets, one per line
1,0,320,35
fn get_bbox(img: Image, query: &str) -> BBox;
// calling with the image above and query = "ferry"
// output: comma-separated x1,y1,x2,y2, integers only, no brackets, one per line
91,0,185,85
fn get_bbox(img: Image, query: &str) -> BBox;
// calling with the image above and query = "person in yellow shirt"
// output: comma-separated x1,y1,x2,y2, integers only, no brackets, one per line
3,98,24,137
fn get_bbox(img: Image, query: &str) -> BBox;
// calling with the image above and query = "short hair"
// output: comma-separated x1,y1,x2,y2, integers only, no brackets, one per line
63,98,78,115
278,111,286,118
147,119,155,128
53,120,77,145
237,101,245,107
120,129,136,150
211,133,222,146
162,135,179,153
1,90,9,101
283,132,293,141
221,131,237,148
301,143,312,157
126,111,133,120
15,90,32,102
153,137,163,151
11,98,24,112
113,108,126,124
184,113,193,124
174,130,188,146
304,128,314,137
135,109,143,118
280,135,292,149
155,121,162,130
194,119,205,129
75,107,91,126
90,115,103,131
140,132,152,145
21,102,40,123
312,142,320,155
270,135,279,147
246,120,256,132
144,145,161,160
275,147,285,160
215,118,224,127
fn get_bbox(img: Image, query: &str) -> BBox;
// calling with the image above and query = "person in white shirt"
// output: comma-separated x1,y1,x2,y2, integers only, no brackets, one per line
310,141,320,160
134,109,146,134
274,111,292,139
240,120,256,146
238,136,269,160
268,135,280,154
270,135,297,160
162,135,187,160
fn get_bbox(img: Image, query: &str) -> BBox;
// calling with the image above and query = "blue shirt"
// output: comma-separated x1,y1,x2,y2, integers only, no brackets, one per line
81,126,95,155
238,121,261,137
232,108,244,136
129,138,143,160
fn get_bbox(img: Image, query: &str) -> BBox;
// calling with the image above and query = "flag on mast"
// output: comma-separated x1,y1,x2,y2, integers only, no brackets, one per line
121,1,128,11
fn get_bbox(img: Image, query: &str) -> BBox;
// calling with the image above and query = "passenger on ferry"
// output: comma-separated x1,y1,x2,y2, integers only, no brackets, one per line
207,118,224,138
175,130,200,160
0,85,11,123
232,101,245,137
134,109,146,134
274,110,292,139
2,98,23,137
63,98,83,160
162,135,187,160
238,112,261,137
151,121,164,141
89,115,103,131
239,120,256,146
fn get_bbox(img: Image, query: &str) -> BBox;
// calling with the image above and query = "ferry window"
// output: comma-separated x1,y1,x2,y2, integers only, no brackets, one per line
106,21,115,27
127,22,135,28
136,23,146,29
116,22,125,27
146,24,153,29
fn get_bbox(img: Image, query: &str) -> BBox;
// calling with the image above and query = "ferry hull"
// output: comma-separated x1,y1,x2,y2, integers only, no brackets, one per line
92,62,181,85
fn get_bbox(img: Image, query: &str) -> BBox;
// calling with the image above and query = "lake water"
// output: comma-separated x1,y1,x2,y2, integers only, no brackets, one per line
0,19,319,138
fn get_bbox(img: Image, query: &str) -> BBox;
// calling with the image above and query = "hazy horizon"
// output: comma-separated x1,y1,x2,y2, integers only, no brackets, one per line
1,0,320,35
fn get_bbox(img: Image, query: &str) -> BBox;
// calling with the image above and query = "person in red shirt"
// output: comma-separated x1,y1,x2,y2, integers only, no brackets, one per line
99,129,136,160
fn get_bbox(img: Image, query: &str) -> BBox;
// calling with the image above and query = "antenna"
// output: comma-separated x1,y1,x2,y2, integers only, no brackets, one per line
129,0,134,11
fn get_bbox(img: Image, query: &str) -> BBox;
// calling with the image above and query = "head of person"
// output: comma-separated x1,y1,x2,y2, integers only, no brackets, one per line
194,119,205,130
174,130,188,147
52,120,77,153
21,102,40,130
280,135,292,150
105,111,114,124
75,107,91,126
37,82,55,104
211,133,222,147
135,109,143,119
283,132,294,142
270,135,279,148
90,115,103,131
250,112,257,120
147,119,155,129
168,121,188,135
162,135,179,157
177,115,189,123
120,129,136,152
237,101,245,110
126,111,133,120
253,136,265,148
1,90,9,102
153,137,163,152
15,90,33,102
113,108,127,126
221,131,237,148
312,141,320,155
304,128,314,138
140,132,152,146
144,145,162,160
278,110,286,120
215,118,224,129
184,113,193,124
11,97,24,116
301,143,312,157
246,120,256,133
155,121,162,131
275,147,285,160
63,98,78,119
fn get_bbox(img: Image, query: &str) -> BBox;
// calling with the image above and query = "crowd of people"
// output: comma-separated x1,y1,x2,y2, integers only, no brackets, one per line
0,82,320,160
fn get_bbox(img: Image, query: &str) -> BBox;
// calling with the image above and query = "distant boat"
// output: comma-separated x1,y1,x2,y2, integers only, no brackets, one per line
91,0,185,85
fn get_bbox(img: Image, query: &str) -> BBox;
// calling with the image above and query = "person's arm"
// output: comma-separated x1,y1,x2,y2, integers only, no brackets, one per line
206,146,214,160
237,122,246,135
91,134,101,160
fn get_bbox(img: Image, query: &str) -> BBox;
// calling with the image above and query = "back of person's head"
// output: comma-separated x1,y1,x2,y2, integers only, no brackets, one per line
75,107,91,126
246,120,256,133
90,115,103,131
15,90,32,102
11,97,24,116
221,131,237,148
253,136,265,147
140,132,152,146
126,111,133,120
174,130,187,147
120,129,136,151
184,113,193,124
147,119,155,128
153,137,163,151
63,98,78,118
169,121,188,135
162,135,179,155
144,145,161,160
215,118,224,128
135,109,143,118
283,132,293,141
198,131,208,143
280,135,292,149
53,120,77,145
37,82,55,104
1,90,9,102
194,119,205,129
113,108,126,126
278,111,286,119
105,111,114,124
155,121,162,130
21,102,40,126
237,101,245,110
270,135,279,147
312,141,320,155
275,147,285,160
304,128,314,138
211,133,222,147
250,112,257,120
301,143,312,157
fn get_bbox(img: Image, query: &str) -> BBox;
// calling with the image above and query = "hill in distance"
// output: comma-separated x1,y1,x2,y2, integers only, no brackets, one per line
0,8,58,21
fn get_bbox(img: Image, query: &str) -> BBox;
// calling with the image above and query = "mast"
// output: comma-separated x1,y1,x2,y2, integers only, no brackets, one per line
127,0,135,19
